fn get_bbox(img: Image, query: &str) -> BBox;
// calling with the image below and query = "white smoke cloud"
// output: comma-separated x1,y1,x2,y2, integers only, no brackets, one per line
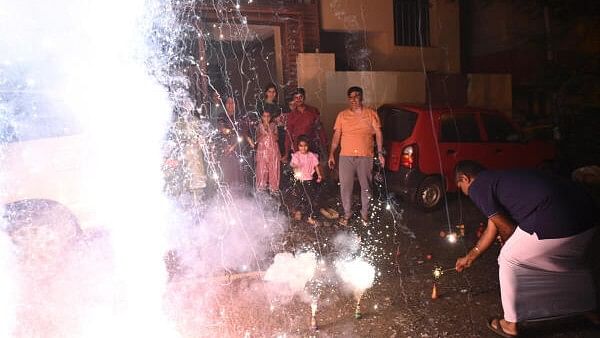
1,0,183,336
264,251,317,300
168,196,288,278
0,229,18,338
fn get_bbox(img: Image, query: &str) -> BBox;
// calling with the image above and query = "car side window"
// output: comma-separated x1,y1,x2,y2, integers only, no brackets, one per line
481,114,520,142
379,108,418,142
440,113,481,142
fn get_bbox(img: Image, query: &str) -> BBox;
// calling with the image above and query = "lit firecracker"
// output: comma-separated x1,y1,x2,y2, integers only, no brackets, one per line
432,266,456,280
335,258,375,320
440,225,465,243
432,267,443,300
446,232,458,243
432,266,444,280
310,299,318,330
354,292,363,319
431,266,456,299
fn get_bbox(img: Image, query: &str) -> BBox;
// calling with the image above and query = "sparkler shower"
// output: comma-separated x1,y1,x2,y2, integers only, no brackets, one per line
0,229,18,337
0,0,187,336
1,0,420,336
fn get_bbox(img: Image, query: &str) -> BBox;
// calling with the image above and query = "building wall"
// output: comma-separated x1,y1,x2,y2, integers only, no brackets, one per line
319,0,460,73
298,53,513,138
464,0,600,121
297,53,426,136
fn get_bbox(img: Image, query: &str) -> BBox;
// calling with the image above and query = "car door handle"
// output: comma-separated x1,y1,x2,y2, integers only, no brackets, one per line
446,149,456,155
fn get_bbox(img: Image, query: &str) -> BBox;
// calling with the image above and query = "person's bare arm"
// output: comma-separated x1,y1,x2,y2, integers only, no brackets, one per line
328,129,341,169
315,164,323,183
455,219,499,271
374,126,385,167
489,213,516,242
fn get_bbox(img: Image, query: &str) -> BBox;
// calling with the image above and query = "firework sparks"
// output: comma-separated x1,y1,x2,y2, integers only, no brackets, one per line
335,257,376,319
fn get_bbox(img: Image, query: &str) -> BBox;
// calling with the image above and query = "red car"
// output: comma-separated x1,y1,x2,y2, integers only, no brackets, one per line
378,104,556,210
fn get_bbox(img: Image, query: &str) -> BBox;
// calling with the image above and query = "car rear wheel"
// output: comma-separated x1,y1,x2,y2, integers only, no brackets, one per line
415,176,445,211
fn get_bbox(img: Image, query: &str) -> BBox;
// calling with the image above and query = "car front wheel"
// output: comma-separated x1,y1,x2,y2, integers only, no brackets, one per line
415,176,445,211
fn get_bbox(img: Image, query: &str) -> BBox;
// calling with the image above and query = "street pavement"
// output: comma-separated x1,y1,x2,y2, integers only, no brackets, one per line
168,189,600,337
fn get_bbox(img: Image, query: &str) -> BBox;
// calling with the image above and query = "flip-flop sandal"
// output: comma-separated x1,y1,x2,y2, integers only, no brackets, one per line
486,317,517,338
327,208,339,219
320,208,339,219
338,217,350,227
360,215,369,226
320,208,333,219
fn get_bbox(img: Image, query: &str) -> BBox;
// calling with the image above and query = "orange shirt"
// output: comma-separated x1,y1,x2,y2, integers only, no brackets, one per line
333,107,381,157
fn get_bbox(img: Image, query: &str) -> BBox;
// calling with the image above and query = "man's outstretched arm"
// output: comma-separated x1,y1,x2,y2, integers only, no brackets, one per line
456,219,499,271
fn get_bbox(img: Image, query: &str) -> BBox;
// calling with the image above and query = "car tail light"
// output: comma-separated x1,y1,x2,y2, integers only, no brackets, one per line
400,144,416,169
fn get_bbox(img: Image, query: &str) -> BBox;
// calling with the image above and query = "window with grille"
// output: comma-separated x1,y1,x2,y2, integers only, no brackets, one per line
393,0,430,47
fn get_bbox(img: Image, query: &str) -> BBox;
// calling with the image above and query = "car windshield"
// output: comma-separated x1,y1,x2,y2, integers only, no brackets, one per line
380,108,417,141
1,65,81,143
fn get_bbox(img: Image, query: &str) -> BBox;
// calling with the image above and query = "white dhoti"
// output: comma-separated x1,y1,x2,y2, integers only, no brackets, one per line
498,226,597,322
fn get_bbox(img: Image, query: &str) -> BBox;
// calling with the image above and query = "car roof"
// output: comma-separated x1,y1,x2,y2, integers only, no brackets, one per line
378,103,502,115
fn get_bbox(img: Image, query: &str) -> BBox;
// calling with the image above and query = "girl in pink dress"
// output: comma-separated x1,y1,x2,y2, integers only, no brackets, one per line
290,135,324,224
254,110,281,194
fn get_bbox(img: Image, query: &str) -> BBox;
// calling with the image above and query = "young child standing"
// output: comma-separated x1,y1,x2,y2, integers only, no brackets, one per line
254,110,281,194
290,135,323,224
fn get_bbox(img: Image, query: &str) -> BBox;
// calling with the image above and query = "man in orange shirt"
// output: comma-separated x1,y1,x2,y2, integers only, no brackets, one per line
328,86,385,226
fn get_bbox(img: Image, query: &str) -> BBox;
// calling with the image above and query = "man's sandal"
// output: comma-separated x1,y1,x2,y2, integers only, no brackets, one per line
486,318,517,338
360,215,369,226
320,208,339,219
307,217,319,226
338,217,350,227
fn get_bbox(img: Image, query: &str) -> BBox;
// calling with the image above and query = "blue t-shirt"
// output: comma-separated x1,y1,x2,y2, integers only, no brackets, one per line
468,169,596,239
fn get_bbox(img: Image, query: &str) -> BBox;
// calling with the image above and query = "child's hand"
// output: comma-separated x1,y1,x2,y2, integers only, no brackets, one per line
317,176,322,183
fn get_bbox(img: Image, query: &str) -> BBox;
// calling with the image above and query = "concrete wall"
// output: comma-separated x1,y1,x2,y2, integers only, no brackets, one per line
298,54,513,134
320,0,461,73
298,53,426,137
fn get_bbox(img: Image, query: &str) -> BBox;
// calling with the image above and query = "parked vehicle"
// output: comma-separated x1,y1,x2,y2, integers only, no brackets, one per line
378,104,556,210
1,90,87,251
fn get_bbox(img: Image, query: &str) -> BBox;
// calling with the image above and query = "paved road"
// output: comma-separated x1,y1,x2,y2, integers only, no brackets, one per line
167,190,599,337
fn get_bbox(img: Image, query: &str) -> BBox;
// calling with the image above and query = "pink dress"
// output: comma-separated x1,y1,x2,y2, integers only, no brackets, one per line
255,122,281,192
290,151,319,181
